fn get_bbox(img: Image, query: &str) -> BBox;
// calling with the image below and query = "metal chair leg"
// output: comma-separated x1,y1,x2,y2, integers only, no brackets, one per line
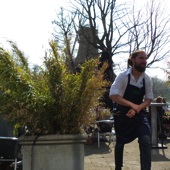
14,158,17,170
98,132,100,147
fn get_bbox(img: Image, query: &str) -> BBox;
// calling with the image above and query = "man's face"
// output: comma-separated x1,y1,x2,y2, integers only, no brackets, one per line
132,52,147,72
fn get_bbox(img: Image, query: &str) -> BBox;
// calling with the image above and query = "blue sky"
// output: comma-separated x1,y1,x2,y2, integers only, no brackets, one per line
0,0,169,79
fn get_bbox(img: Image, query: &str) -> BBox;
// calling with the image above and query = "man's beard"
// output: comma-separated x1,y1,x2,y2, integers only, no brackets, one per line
134,64,146,72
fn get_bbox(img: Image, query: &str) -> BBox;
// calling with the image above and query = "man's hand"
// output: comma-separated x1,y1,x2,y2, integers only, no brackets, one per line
130,99,152,113
126,109,137,118
130,103,142,113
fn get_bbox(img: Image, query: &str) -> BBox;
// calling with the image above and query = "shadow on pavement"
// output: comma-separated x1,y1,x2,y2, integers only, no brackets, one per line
152,154,170,162
152,138,170,162
84,140,113,156
163,137,170,145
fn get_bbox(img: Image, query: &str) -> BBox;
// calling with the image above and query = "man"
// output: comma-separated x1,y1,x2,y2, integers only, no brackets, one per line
109,50,153,170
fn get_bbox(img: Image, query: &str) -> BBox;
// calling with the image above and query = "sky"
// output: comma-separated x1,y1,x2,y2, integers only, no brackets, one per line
0,0,63,65
0,0,169,79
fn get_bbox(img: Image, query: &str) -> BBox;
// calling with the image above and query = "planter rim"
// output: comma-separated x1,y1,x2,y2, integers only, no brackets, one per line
19,134,88,145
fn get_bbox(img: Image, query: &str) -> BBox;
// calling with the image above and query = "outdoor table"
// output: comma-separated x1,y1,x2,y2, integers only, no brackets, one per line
149,103,167,149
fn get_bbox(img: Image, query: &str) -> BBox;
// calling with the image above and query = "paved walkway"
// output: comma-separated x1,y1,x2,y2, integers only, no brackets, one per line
84,137,170,170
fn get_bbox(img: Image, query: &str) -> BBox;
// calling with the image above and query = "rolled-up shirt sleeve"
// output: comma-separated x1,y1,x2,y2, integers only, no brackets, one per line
144,75,154,100
109,73,127,97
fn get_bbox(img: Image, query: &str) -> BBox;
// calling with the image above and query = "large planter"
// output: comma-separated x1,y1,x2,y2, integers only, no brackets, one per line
19,134,87,170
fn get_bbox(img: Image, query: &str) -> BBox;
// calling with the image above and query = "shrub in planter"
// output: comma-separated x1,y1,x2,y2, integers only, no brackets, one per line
0,40,109,135
0,41,110,170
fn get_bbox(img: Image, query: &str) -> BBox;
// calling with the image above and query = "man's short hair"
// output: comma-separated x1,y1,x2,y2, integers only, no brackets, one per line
128,50,146,66
131,50,146,59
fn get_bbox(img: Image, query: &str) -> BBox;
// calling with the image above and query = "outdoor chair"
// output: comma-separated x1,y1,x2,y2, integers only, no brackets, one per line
0,137,18,170
96,120,115,148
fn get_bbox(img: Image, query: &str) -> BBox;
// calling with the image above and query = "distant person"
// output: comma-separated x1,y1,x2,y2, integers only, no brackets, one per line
162,98,168,114
154,96,164,113
109,50,153,170
154,96,167,140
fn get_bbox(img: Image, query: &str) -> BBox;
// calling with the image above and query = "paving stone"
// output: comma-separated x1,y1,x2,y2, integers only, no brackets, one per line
84,137,170,170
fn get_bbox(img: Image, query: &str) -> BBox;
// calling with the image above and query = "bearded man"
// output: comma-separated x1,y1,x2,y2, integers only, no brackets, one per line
109,50,153,170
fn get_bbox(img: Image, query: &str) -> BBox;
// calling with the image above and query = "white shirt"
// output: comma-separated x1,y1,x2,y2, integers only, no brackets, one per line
109,68,153,100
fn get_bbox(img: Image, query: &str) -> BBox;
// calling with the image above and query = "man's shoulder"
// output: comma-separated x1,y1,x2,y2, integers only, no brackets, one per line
115,69,129,82
143,73,151,79
119,69,130,76
143,73,152,84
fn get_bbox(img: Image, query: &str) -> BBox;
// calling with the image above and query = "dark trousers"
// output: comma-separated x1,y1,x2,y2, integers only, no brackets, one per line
115,135,151,170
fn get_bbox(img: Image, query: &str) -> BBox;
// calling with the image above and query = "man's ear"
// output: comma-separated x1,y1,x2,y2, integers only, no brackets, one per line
131,58,135,65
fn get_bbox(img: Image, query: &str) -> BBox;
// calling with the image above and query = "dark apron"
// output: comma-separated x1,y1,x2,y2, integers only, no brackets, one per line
114,74,151,144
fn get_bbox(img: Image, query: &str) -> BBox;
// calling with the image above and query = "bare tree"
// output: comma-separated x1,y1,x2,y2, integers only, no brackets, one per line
52,0,170,111
52,0,170,79
52,7,77,72
123,0,170,68
52,0,134,81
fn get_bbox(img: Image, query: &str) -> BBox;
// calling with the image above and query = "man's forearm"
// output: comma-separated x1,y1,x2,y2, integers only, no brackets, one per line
109,94,134,108
139,99,152,110
110,95,152,113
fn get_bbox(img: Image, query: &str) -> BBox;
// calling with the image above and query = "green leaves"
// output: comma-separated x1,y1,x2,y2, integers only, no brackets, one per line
0,41,109,135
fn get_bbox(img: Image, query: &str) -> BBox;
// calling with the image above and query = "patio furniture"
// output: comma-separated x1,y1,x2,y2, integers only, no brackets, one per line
150,103,167,149
96,120,115,148
0,137,18,170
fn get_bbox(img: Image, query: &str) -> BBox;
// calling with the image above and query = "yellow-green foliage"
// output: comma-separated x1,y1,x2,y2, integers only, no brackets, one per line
0,41,109,135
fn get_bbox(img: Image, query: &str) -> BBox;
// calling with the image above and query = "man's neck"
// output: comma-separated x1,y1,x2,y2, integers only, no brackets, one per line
132,68,143,82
